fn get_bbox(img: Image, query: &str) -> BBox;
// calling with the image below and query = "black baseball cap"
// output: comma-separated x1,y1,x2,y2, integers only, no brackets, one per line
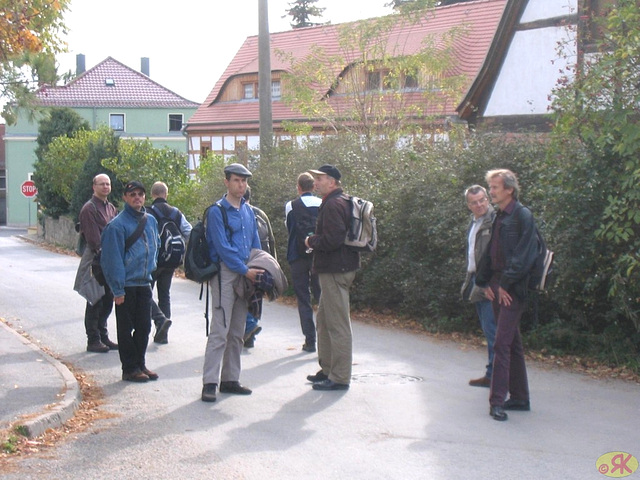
309,164,341,181
124,180,146,193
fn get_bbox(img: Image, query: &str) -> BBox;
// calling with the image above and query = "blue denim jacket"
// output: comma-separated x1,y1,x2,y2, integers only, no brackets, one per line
100,204,159,297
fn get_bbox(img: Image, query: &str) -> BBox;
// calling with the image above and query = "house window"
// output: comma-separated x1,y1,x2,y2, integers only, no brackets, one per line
0,169,5,190
271,81,281,99
583,0,615,48
366,71,381,91
201,142,211,158
243,83,256,99
403,74,419,90
169,114,183,132
110,114,125,131
366,70,392,91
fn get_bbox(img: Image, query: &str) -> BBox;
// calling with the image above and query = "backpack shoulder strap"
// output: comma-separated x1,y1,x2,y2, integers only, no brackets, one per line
125,215,147,251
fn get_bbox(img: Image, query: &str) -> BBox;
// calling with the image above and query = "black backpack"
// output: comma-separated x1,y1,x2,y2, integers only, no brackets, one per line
184,203,229,283
516,206,554,291
291,197,319,257
150,204,186,269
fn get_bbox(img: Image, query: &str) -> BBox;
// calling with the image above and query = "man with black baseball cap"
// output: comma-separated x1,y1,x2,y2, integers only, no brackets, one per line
304,164,360,391
100,180,160,383
201,163,262,402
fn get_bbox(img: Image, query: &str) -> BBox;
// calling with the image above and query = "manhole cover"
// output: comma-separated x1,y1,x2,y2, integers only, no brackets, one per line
351,373,423,385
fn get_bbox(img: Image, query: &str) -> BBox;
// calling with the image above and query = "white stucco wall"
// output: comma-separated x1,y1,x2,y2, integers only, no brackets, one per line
483,26,576,116
521,0,577,23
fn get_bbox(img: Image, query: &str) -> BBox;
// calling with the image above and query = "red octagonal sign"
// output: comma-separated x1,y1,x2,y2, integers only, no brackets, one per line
21,180,38,198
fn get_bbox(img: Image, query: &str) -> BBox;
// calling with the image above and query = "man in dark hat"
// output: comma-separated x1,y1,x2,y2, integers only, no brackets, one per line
201,163,262,402
304,164,360,391
100,180,160,383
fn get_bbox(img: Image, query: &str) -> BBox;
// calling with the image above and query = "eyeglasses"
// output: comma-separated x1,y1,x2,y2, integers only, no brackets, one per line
126,191,145,197
467,198,487,206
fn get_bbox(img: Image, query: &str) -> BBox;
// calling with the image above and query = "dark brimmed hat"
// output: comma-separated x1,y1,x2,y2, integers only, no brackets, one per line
224,163,252,177
124,180,145,193
308,164,341,181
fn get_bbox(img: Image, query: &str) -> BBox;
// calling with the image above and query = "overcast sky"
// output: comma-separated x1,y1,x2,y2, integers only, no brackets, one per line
57,0,394,103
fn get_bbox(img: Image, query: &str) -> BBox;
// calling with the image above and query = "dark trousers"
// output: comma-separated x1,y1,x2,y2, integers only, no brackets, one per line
84,286,114,344
115,286,152,374
290,257,321,344
152,267,174,319
488,275,530,407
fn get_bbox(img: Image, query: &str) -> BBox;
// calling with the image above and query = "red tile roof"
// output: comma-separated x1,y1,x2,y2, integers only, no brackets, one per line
35,57,199,108
187,0,508,131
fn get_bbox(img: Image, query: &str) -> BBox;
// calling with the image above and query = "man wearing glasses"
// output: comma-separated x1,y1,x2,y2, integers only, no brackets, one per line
74,174,119,353
101,181,160,383
461,185,496,388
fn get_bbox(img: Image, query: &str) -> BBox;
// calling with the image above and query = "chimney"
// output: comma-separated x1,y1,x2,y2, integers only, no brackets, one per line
76,54,86,75
141,57,150,77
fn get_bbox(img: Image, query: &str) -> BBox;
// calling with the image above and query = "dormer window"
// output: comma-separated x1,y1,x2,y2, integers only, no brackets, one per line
105,78,115,86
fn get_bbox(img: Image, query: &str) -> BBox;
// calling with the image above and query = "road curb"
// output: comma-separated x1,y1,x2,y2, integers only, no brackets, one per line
1,322,81,438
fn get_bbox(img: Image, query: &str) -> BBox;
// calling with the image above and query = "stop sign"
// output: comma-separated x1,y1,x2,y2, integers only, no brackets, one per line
21,180,38,198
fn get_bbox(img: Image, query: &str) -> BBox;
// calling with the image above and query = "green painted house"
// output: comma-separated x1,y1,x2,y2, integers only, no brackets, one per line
3,56,199,227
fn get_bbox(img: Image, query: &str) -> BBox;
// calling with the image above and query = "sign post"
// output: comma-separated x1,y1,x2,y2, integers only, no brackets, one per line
21,180,38,227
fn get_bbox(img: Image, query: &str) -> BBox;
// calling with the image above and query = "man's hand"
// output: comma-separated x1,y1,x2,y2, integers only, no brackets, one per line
245,268,264,283
484,287,495,302
498,287,512,306
114,295,125,305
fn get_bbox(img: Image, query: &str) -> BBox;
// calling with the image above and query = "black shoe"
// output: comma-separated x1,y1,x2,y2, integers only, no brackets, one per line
154,319,172,344
122,370,150,383
490,405,508,421
243,325,262,342
244,337,255,348
302,343,316,353
141,367,159,381
219,381,252,395
306,370,328,383
504,398,530,411
202,383,217,402
87,341,110,353
101,338,119,350
312,379,349,391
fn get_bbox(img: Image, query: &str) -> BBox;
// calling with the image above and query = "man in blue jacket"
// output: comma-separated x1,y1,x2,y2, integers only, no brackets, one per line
201,164,262,402
476,169,537,421
101,181,159,383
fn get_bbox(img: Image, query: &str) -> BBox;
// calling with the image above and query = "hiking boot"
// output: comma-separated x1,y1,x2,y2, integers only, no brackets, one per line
87,341,109,353
154,319,172,344
101,338,119,350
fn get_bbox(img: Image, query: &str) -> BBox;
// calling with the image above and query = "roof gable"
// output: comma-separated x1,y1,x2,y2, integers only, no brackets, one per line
188,0,508,128
35,57,199,109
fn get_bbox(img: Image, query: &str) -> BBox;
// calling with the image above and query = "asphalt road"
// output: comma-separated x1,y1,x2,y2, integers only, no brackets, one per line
1,231,639,480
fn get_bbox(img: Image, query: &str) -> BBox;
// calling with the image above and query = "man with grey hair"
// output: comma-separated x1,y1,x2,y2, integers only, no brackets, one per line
461,185,496,388
476,169,538,421
305,164,360,391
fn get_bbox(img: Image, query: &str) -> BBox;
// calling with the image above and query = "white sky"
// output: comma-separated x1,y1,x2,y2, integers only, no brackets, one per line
57,0,394,103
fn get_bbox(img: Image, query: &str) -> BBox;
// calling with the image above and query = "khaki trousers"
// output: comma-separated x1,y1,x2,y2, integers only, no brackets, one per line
202,264,247,385
317,271,356,384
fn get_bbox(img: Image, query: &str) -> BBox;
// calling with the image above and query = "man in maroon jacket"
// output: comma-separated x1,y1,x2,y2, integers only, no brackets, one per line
305,164,360,391
73,173,119,353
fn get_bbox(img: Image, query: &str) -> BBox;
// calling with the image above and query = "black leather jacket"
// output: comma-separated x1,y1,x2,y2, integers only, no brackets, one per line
475,200,538,301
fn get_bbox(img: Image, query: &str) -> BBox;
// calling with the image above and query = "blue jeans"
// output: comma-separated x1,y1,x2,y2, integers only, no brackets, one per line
475,299,496,379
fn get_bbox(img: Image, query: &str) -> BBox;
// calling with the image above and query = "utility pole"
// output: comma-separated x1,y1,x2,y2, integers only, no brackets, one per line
258,0,273,160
